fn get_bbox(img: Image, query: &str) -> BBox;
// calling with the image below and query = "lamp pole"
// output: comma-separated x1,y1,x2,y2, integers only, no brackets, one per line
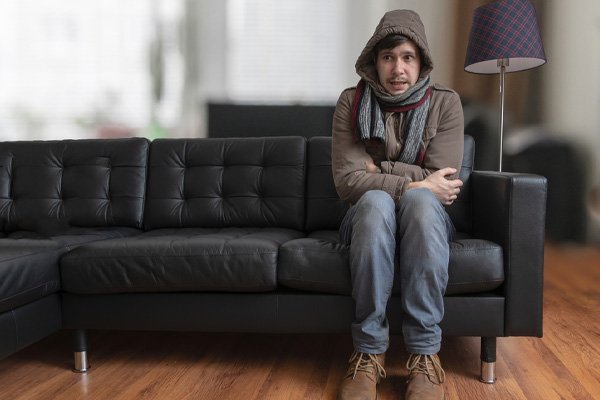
498,58,509,172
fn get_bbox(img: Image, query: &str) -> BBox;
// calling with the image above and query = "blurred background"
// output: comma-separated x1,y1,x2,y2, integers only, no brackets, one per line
0,0,599,244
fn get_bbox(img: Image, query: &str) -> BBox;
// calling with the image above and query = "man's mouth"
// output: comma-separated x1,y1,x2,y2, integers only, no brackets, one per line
389,80,408,90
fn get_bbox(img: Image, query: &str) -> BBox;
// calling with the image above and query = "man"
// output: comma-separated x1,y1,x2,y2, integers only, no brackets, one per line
332,9,464,400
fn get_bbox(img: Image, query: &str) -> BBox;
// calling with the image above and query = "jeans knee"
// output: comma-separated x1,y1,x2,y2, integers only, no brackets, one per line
352,190,396,234
360,190,395,206
400,187,438,208
356,190,395,218
399,188,443,222
397,188,455,245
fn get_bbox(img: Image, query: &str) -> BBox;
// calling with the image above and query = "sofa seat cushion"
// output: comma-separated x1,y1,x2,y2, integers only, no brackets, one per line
278,231,504,296
0,240,64,314
0,227,144,313
61,227,305,294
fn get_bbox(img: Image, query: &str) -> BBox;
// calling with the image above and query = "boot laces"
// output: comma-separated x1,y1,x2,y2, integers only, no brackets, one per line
406,354,446,384
346,351,386,380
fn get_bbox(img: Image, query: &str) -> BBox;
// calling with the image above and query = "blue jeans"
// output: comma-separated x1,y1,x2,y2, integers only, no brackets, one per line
339,188,455,355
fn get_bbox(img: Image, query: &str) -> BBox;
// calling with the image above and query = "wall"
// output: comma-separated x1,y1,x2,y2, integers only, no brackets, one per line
539,0,600,241
540,0,600,174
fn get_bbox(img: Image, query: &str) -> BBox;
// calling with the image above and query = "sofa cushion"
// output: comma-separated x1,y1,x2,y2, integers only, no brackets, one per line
61,227,305,294
0,137,149,235
0,240,63,314
144,136,307,231
0,227,144,313
305,137,348,232
445,135,475,234
278,232,504,295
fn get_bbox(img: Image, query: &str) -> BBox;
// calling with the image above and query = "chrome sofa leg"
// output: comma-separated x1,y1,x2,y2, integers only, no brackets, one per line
72,329,91,373
73,350,91,373
480,337,497,383
480,360,497,383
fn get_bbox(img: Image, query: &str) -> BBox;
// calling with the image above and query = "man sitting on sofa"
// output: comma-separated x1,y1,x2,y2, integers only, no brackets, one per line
331,9,464,400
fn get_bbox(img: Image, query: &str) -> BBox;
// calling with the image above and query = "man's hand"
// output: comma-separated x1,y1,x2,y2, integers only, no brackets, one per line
365,154,379,174
409,168,463,205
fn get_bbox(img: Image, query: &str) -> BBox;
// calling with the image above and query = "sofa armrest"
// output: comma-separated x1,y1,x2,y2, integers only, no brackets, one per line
471,171,547,337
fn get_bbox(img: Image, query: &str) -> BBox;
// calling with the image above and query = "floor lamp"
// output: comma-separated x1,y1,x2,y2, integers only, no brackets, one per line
464,0,546,172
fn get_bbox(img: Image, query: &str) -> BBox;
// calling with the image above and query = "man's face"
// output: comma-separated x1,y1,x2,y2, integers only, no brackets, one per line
374,40,421,96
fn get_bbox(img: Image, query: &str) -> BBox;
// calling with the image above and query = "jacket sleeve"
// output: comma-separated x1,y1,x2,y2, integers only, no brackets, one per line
331,89,412,206
380,89,464,182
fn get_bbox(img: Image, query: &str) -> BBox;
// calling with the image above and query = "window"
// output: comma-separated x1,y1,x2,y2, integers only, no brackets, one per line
225,0,345,103
0,0,349,140
0,0,182,140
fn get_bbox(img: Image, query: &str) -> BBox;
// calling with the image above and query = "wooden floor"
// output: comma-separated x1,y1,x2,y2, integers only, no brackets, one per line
1,244,599,399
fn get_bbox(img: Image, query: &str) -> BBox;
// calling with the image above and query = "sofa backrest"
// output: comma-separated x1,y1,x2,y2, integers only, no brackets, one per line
0,134,474,235
144,136,307,230
0,138,149,234
446,134,475,234
304,135,475,234
305,137,349,232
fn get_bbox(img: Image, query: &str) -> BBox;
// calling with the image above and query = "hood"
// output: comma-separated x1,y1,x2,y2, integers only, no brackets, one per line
355,10,434,89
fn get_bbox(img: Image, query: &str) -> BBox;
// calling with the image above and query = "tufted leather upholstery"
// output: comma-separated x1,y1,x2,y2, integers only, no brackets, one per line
304,137,349,232
0,138,150,359
144,137,306,230
446,135,474,234
0,138,149,234
61,137,308,295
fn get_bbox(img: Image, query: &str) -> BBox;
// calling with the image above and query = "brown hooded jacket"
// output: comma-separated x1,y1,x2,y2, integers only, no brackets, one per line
332,10,464,207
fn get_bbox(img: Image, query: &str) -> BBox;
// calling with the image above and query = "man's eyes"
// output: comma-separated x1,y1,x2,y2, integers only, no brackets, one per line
381,55,414,62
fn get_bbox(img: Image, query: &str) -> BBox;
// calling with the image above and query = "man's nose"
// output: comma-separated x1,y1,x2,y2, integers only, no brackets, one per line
393,60,404,74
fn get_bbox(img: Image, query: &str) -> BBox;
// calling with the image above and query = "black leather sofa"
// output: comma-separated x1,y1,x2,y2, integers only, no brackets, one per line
0,135,547,383
0,138,148,361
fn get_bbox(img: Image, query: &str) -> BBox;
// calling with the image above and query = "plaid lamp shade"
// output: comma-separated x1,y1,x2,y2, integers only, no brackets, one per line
464,0,546,74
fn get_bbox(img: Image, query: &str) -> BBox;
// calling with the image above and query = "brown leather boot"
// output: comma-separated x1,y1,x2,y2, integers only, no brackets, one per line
338,351,386,400
405,353,446,400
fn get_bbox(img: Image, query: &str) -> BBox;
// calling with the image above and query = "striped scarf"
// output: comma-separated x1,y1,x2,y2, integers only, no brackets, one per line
351,76,431,165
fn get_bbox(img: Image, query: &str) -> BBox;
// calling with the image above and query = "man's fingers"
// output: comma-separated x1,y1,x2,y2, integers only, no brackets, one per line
453,179,464,187
438,167,457,176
